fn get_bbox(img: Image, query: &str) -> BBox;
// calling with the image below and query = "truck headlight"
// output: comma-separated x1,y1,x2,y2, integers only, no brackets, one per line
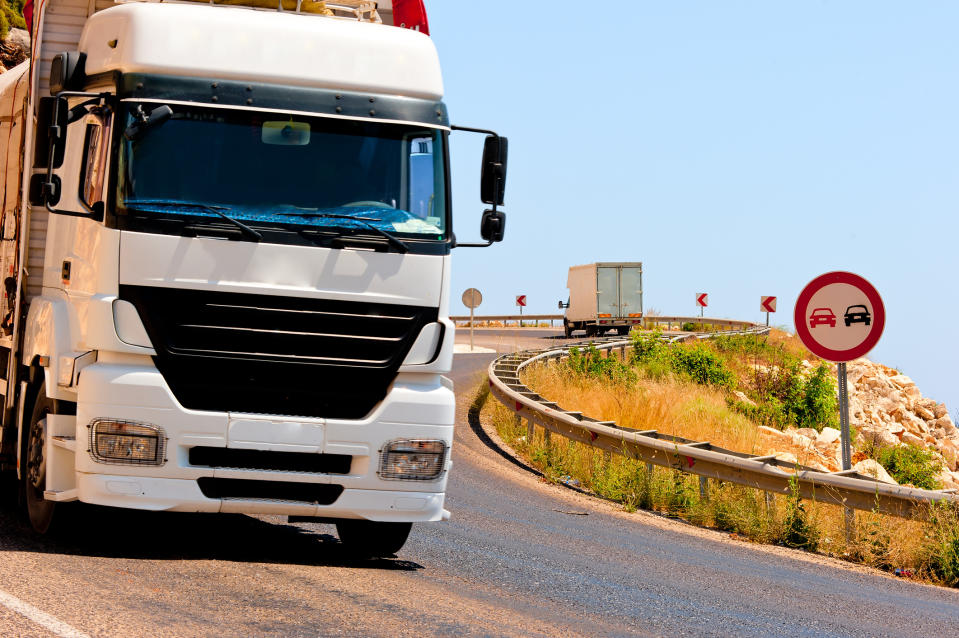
89,419,166,465
378,439,447,481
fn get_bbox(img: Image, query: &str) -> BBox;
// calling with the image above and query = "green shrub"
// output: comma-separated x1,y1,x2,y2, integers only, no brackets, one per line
778,476,819,551
877,444,942,489
670,343,735,388
566,344,637,386
737,361,837,431
922,503,959,586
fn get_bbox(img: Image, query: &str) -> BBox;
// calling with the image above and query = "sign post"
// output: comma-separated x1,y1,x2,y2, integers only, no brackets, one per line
696,293,708,318
516,294,527,327
461,288,483,351
794,272,885,538
760,296,777,327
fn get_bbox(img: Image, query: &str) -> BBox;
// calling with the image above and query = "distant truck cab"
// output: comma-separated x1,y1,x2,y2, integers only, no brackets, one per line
559,262,643,337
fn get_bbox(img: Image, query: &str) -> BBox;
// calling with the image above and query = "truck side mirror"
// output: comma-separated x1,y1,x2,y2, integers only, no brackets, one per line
480,135,507,206
479,209,505,243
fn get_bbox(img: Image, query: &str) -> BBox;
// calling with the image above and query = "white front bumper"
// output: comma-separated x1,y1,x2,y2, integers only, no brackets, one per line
73,359,454,522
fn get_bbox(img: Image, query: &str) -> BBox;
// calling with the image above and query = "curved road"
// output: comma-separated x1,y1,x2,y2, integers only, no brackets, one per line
0,328,955,636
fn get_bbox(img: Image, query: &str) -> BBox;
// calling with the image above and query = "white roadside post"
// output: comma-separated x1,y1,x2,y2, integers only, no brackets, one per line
516,294,526,327
462,288,483,351
794,271,885,541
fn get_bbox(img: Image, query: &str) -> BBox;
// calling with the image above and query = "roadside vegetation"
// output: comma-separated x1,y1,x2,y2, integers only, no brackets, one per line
1,0,24,41
486,329,959,587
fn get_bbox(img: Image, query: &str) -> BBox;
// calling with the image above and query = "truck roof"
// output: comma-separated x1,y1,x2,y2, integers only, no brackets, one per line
78,1,443,100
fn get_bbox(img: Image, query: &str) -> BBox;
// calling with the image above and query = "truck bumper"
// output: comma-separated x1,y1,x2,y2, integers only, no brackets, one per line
69,360,454,522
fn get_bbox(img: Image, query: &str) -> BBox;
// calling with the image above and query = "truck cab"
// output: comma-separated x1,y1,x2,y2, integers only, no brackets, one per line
0,0,507,556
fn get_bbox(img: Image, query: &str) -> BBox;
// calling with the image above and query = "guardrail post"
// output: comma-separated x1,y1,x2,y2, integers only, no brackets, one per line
765,491,774,514
526,418,534,440
699,475,709,501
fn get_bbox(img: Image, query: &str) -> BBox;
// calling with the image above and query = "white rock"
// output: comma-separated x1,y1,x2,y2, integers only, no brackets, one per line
817,427,841,445
889,374,915,388
902,432,924,447
937,468,959,490
775,452,798,465
935,415,956,436
733,390,755,407
853,459,897,485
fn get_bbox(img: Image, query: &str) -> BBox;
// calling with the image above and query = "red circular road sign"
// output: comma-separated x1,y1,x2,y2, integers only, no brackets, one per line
794,271,885,362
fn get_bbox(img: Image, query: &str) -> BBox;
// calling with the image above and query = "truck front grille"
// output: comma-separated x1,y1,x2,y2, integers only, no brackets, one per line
196,478,343,504
119,285,438,419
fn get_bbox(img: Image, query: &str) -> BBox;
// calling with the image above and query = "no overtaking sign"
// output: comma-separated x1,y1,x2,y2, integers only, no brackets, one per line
794,271,885,363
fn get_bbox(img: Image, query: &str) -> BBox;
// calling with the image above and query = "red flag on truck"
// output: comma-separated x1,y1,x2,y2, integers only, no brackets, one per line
394,0,429,35
23,0,33,36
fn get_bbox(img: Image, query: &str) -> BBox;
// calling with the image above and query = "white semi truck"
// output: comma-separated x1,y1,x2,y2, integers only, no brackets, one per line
560,262,643,337
0,0,507,556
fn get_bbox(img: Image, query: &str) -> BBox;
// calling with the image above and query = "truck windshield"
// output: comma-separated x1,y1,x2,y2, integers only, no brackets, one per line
115,103,448,241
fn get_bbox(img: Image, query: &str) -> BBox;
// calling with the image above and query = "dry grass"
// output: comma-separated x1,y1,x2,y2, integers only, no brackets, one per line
524,362,764,454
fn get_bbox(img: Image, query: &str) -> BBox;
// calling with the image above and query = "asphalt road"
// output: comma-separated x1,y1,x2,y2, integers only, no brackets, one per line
0,328,956,636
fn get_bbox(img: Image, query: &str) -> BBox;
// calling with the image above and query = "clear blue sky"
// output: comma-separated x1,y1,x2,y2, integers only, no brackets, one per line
428,1,958,415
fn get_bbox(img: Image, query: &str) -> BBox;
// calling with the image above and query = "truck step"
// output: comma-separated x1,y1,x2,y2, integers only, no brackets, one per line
44,488,78,502
51,435,77,452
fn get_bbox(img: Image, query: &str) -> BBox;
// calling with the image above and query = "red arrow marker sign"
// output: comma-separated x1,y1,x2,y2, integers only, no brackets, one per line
516,295,527,307
696,293,708,307
761,296,777,313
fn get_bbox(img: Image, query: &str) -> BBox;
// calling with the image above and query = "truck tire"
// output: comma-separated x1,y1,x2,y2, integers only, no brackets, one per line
23,385,58,534
336,520,412,557
563,320,572,338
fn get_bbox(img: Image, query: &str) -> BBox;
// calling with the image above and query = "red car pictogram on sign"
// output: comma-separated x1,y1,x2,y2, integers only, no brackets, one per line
809,308,836,328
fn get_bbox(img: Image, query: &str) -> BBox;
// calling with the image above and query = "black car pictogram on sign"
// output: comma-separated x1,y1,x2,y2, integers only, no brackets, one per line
844,304,871,327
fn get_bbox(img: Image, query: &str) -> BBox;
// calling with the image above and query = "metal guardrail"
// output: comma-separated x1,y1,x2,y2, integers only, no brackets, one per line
485,322,959,519
450,314,757,329
450,314,564,326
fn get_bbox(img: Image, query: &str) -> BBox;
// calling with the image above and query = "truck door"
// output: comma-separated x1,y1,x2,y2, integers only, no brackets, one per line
620,266,643,318
596,266,619,318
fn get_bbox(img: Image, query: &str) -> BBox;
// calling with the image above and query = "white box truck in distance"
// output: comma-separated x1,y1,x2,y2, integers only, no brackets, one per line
560,263,643,337
0,0,508,556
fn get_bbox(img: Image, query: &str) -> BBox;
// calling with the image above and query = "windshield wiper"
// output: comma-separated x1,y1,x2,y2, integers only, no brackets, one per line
125,200,262,242
273,211,409,253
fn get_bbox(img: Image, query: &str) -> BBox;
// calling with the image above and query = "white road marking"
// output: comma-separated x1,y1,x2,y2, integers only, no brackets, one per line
0,588,90,638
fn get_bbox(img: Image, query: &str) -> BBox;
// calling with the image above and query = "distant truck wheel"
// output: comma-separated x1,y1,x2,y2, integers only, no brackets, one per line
563,320,572,338
336,520,413,557
616,326,629,336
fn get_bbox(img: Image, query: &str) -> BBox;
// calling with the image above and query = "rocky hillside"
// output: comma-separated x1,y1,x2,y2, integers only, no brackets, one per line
758,358,959,489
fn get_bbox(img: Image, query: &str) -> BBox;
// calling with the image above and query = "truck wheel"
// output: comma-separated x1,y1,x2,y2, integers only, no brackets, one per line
336,520,412,557
23,386,58,534
563,320,572,338
617,326,629,336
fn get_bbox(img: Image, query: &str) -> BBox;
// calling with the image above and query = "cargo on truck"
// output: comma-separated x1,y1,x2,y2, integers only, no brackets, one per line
559,262,643,337
0,0,508,556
